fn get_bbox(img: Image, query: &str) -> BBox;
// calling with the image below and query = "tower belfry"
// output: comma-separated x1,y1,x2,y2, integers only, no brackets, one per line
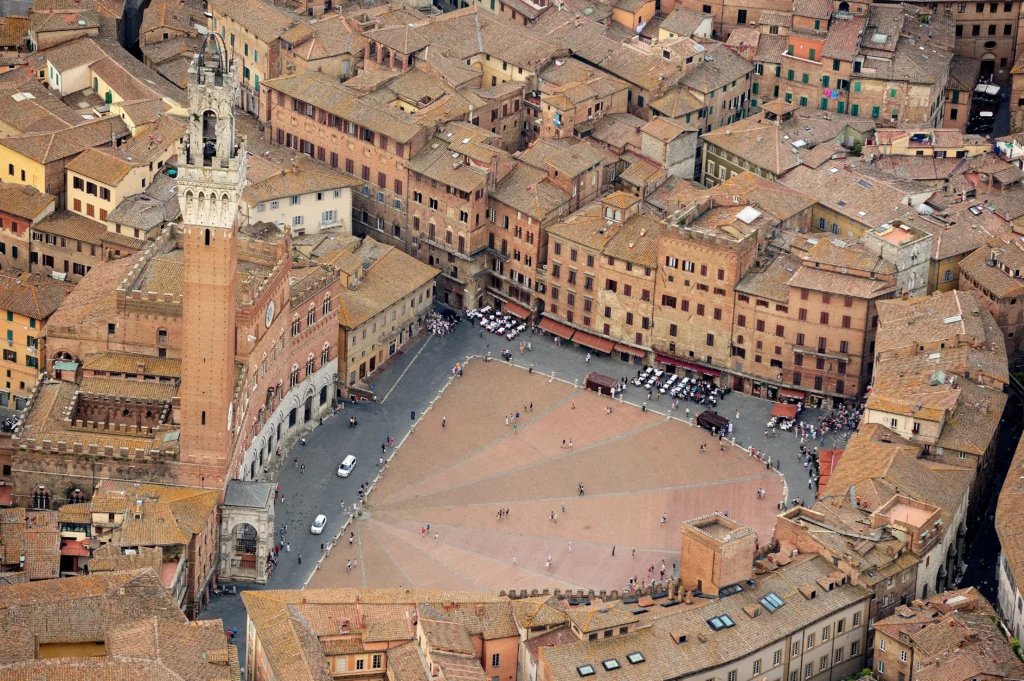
177,37,245,481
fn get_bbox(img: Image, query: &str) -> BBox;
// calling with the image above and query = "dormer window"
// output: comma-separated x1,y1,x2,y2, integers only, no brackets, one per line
577,666,596,678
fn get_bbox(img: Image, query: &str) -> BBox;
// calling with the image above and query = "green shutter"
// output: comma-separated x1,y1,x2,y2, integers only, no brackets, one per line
799,96,808,106
837,102,845,114
871,106,880,118
892,109,899,118
802,73,809,84
787,44,794,55
820,98,828,110
787,70,794,81
890,88,896,98
853,81,861,92
254,74,259,93
814,20,820,30
785,92,792,103
833,59,840,71
822,75,830,88
752,82,759,94
851,104,859,116
809,48,816,61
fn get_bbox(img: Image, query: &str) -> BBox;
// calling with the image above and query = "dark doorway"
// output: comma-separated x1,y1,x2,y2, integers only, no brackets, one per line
304,396,313,422
289,408,297,427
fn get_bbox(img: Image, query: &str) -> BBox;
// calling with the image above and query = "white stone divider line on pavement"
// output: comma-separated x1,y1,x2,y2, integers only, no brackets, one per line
380,334,433,404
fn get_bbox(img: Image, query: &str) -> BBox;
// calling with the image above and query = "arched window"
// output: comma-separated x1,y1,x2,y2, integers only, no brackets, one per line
32,486,50,510
321,343,330,367
307,306,316,326
291,315,300,336
322,294,331,315
305,353,315,377
204,228,211,246
201,410,206,425
290,365,300,387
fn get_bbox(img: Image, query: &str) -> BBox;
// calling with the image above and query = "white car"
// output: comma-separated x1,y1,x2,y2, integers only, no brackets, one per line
311,514,327,535
337,455,357,478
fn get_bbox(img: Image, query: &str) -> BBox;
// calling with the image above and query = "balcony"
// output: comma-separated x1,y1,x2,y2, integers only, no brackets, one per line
793,345,851,362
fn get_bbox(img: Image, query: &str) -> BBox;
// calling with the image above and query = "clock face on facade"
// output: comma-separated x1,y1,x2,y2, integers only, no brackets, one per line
265,300,275,328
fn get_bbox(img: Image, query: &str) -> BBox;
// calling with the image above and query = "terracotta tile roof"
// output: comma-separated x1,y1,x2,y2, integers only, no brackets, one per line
787,265,895,299
0,271,72,320
388,641,427,681
82,351,181,377
0,569,185,645
960,236,1024,299
0,182,54,220
659,8,709,37
32,210,110,245
208,0,294,44
518,138,605,178
140,0,199,36
490,164,569,221
875,289,1005,355
821,425,971,528
264,71,422,144
0,114,129,165
509,596,567,629
821,15,864,61
795,0,831,20
538,556,868,681
88,542,163,574
419,618,476,654
0,16,28,49
242,167,358,206
284,14,362,62
780,161,915,230
649,87,703,117
753,34,788,64
679,44,752,94
335,239,438,329
107,171,179,232
95,480,219,538
736,253,799,303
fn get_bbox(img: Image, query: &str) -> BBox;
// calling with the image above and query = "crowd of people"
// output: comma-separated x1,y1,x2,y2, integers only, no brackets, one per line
425,309,459,336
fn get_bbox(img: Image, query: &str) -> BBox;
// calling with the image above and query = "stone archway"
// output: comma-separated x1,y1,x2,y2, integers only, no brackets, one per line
219,481,274,584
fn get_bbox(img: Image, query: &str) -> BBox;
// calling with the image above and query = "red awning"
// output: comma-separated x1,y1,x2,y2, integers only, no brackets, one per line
573,331,615,353
538,317,575,340
504,301,531,319
60,539,90,557
656,355,720,377
780,388,806,399
771,403,799,420
614,343,645,357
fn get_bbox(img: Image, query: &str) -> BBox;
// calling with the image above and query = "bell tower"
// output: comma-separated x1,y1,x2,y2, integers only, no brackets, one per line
177,39,247,482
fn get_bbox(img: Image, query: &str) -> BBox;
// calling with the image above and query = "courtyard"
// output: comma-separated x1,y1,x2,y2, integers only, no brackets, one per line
308,360,784,592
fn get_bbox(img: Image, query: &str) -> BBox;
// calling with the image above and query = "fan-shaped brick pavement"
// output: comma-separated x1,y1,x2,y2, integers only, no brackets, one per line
310,360,783,592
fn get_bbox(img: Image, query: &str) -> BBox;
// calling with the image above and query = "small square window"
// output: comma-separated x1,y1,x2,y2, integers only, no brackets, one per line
626,653,644,665
601,660,620,671
577,666,596,678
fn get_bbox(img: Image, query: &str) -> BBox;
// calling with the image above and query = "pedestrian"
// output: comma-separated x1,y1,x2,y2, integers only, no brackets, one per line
529,402,533,411
661,513,667,525
349,532,354,545
286,542,291,552
632,547,635,558
505,416,509,426
442,416,446,428
512,556,517,566
298,554,302,564
561,502,565,513
435,532,439,542
321,542,325,552
301,464,305,474
347,560,352,571
586,352,591,363
568,541,572,552
551,511,555,521
545,559,551,569
568,438,573,448
612,545,616,556
379,457,384,467
513,423,518,434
